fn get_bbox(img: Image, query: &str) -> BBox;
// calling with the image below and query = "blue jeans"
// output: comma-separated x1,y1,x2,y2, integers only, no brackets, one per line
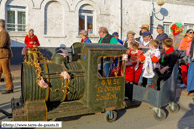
104,62,112,77
139,69,152,84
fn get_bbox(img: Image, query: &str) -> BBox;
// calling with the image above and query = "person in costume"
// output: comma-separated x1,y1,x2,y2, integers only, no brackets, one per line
24,29,40,48
169,23,185,48
123,41,144,99
178,29,194,88
151,38,179,90
138,40,160,87
124,41,144,84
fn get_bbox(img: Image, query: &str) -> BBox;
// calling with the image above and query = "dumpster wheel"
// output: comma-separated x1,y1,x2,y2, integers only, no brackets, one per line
153,108,166,121
168,102,180,113
106,111,117,122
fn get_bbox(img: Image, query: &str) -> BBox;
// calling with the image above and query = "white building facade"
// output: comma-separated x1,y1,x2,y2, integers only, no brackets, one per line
0,0,194,47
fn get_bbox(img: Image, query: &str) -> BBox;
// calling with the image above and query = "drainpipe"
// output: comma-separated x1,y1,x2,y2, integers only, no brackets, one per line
119,0,123,40
150,0,154,34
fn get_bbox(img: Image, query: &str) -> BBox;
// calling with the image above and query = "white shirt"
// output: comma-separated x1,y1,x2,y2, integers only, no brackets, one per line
146,49,160,59
143,48,160,69
142,41,150,47
140,34,155,45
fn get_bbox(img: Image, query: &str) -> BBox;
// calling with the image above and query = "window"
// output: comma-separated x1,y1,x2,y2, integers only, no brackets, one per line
79,5,94,35
163,22,172,35
6,5,26,31
184,24,194,33
98,56,123,78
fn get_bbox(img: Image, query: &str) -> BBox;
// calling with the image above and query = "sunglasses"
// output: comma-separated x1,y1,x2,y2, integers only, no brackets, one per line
189,32,194,34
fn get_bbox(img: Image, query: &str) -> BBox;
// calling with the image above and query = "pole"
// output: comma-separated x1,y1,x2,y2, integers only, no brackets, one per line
150,0,154,34
121,0,123,40
119,0,123,40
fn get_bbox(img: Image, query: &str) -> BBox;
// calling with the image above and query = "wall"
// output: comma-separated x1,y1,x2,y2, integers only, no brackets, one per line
0,0,194,48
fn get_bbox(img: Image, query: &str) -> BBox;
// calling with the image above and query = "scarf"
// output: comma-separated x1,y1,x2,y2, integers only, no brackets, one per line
81,37,88,43
180,36,193,50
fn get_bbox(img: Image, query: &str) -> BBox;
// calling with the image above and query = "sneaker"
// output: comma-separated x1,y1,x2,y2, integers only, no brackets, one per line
179,84,186,88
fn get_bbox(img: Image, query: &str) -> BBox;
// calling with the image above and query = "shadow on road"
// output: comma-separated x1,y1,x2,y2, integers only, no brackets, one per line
117,109,126,120
55,113,94,122
177,98,194,129
0,102,10,107
175,87,183,103
0,81,21,121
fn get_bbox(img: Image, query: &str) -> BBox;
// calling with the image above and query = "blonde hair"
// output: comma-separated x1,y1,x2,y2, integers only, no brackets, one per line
162,38,173,48
149,40,159,48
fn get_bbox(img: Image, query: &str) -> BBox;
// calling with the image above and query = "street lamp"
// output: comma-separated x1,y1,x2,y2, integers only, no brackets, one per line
156,0,165,6
150,0,165,34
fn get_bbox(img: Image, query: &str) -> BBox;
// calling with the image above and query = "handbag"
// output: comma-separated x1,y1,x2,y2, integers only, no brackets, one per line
143,54,155,78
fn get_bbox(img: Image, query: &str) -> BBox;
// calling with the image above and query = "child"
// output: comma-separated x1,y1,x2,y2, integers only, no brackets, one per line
124,41,144,84
123,41,144,100
151,38,179,90
139,40,160,87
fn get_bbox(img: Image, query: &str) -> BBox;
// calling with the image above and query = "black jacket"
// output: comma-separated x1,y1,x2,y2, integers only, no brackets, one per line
98,34,113,43
159,46,180,80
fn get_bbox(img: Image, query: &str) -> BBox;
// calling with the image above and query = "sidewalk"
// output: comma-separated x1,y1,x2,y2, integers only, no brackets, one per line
0,65,21,92
0,65,21,128
10,65,21,81
0,65,21,83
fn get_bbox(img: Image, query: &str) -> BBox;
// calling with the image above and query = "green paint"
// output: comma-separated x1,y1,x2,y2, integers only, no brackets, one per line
161,59,164,63
16,43,127,121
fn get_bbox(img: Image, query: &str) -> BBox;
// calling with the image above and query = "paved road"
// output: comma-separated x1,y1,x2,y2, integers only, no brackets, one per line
0,65,194,129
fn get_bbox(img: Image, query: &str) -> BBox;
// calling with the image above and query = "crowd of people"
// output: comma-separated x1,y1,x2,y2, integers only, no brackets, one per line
81,25,194,95
0,17,194,95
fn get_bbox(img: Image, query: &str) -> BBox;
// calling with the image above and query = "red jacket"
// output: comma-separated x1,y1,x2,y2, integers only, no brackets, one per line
125,49,144,83
127,49,144,64
24,35,40,48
